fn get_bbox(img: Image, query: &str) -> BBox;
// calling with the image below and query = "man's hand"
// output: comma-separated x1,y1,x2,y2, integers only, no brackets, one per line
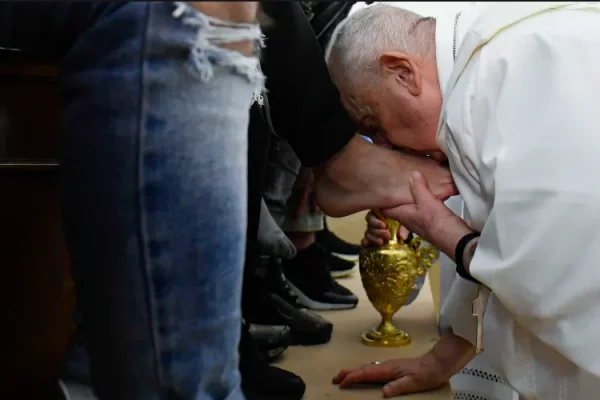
381,171,472,258
332,330,475,398
314,135,457,217
332,353,447,398
361,211,410,248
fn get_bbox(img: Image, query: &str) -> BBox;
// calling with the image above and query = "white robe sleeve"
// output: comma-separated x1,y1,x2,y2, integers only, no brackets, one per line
468,26,600,377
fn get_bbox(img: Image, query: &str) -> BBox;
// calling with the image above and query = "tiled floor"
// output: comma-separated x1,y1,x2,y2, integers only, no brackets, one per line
64,213,451,400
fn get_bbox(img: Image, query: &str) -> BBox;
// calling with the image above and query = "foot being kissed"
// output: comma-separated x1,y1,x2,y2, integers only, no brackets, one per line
314,135,457,217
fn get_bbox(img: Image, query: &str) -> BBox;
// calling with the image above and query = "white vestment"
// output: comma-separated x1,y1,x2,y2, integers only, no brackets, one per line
437,9,517,400
441,197,518,400
436,3,600,399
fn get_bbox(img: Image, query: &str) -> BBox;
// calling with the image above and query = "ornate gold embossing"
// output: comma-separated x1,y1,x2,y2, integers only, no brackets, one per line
359,211,438,347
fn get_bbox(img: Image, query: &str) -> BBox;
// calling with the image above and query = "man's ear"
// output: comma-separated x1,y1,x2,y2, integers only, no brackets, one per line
379,51,421,96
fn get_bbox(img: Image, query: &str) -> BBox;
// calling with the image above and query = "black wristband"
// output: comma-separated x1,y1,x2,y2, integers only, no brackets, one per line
455,232,481,284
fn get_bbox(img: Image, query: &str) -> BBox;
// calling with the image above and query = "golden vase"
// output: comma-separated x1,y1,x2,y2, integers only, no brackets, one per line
359,212,437,347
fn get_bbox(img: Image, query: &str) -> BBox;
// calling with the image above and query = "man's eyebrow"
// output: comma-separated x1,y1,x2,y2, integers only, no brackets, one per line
409,16,434,35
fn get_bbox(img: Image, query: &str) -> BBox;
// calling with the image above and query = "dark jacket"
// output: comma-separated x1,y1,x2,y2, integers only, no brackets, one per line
259,1,356,167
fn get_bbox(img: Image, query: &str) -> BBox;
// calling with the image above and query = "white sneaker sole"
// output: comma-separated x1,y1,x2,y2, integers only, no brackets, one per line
330,263,358,279
332,252,359,261
286,280,358,310
60,381,98,400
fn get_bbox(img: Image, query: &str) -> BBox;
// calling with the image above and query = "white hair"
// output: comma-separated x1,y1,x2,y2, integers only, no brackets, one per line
325,4,434,93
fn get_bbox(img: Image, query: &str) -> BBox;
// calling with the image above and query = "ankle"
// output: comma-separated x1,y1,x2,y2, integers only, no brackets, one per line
287,232,315,251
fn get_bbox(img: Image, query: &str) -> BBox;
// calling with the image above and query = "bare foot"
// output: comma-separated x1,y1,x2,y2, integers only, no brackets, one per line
314,135,457,217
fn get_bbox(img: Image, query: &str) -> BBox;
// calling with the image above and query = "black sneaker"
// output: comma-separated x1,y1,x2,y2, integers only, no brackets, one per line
240,322,306,400
316,220,361,261
249,257,333,345
249,323,292,363
326,251,358,279
282,243,359,310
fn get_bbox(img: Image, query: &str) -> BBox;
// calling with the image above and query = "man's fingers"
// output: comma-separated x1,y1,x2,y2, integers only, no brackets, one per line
338,365,394,389
381,204,416,223
399,226,411,241
332,369,352,384
366,211,386,228
365,232,385,247
382,376,418,398
338,371,365,388
369,229,390,241
409,171,436,204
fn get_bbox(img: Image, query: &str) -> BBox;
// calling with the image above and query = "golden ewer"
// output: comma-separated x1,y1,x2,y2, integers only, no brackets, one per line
359,211,438,347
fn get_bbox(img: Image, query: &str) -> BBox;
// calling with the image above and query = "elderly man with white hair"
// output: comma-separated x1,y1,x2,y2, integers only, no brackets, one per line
327,2,600,399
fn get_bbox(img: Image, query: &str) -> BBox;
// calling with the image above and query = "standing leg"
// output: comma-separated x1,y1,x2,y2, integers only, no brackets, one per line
263,137,357,310
59,2,263,398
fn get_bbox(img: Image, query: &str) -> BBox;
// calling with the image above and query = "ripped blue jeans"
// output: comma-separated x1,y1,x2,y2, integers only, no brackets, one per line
0,2,262,399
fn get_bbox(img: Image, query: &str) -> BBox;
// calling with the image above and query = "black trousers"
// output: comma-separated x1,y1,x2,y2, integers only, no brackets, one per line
242,103,273,317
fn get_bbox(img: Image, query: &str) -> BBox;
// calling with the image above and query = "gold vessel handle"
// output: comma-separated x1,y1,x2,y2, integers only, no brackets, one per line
409,236,437,275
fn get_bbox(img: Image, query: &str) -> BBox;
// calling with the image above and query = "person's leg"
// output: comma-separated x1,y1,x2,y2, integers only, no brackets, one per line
280,167,341,271
239,103,306,400
252,135,333,344
257,198,296,260
267,142,356,273
280,174,358,309
263,135,302,227
263,138,357,310
281,167,325,237
0,2,264,398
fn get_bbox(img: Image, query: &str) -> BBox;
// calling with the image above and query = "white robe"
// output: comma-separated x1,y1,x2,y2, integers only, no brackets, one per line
437,11,516,400
436,3,600,399
440,197,517,400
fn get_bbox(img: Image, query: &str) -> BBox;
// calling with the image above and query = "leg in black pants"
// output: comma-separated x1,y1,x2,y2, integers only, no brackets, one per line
240,104,306,400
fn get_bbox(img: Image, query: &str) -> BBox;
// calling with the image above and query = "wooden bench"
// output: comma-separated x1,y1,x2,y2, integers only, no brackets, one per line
0,48,75,398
